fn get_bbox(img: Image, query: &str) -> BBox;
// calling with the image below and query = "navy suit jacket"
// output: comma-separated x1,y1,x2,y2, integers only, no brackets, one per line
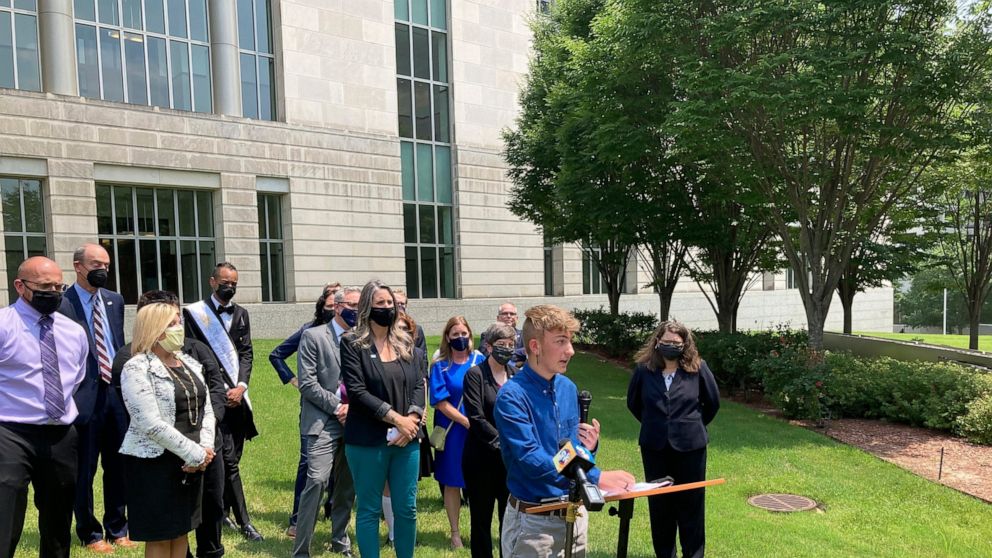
58,285,126,424
627,361,720,452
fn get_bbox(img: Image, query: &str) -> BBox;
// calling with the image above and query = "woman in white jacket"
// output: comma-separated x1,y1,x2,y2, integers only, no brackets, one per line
120,302,215,558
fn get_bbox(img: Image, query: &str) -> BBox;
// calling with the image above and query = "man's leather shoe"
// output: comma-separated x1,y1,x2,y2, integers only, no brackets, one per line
242,523,264,542
111,536,138,549
222,516,237,531
84,540,115,554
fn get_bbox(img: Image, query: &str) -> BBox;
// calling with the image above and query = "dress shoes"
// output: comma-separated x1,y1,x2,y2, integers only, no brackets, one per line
222,516,238,531
111,536,138,549
241,523,264,542
84,540,115,554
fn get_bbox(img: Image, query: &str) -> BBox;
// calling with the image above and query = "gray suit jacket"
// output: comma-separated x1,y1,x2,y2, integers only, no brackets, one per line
298,322,345,438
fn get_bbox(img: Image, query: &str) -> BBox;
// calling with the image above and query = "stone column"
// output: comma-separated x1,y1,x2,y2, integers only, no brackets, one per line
38,0,78,96
209,0,242,117
216,174,261,302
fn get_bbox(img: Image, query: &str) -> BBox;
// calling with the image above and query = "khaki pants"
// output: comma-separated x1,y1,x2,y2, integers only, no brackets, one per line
500,503,588,558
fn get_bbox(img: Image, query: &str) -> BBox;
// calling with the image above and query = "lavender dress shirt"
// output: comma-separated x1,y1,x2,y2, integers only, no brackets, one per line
0,298,89,425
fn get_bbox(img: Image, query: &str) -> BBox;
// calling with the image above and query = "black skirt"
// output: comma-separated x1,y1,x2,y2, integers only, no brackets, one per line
124,452,202,541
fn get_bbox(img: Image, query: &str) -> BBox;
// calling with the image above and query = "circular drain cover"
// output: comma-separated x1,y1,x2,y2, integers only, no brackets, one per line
747,493,817,512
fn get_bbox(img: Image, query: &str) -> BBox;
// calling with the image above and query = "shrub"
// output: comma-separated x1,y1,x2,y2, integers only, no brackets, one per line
958,393,992,445
572,308,657,358
696,326,808,396
755,347,830,421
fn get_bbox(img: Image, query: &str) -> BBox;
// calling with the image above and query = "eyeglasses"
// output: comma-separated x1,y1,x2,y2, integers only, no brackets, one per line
498,311,517,317
21,279,68,293
492,341,515,349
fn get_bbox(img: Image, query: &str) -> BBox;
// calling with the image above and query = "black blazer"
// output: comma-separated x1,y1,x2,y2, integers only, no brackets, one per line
627,361,720,452
462,359,513,467
340,333,426,447
184,296,257,438
183,296,254,388
58,285,126,424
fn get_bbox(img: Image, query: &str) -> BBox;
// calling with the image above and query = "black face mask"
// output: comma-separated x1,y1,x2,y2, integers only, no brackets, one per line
491,345,514,366
215,284,236,303
369,307,395,327
339,307,358,328
86,268,109,289
320,308,336,324
656,344,684,361
26,287,63,315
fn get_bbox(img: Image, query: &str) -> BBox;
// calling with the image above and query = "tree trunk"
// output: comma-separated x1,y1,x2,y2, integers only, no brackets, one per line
607,286,621,316
969,302,980,350
840,291,855,335
805,301,828,353
657,291,672,322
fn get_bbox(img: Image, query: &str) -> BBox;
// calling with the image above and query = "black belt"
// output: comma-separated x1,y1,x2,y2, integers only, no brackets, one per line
508,495,568,518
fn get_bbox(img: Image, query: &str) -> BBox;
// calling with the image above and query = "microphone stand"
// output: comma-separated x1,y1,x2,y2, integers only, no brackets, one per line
564,480,581,558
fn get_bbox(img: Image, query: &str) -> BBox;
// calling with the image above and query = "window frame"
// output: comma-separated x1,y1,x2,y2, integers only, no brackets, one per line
397,0,455,299
74,0,213,112
1,175,47,302
237,0,276,120
257,192,285,302
0,1,42,91
96,183,216,304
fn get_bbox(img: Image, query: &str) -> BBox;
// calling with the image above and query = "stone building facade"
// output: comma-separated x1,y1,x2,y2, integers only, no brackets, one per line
0,0,892,336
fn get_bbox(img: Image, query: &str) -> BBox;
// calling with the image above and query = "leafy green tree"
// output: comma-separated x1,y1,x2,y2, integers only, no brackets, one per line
661,0,992,350
896,266,969,333
836,199,935,333
504,0,638,315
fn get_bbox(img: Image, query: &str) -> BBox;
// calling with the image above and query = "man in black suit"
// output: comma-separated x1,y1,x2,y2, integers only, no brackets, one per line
183,262,263,542
110,290,229,558
58,243,134,553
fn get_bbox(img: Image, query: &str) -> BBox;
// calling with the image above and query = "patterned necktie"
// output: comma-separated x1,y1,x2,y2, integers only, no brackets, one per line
38,315,66,421
91,293,113,383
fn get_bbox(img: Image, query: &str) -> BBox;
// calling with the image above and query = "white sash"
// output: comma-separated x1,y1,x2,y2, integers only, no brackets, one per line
186,300,251,410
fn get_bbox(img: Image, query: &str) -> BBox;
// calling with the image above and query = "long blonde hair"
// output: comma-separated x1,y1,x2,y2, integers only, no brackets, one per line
434,316,473,364
634,320,702,373
132,303,178,354
349,280,412,361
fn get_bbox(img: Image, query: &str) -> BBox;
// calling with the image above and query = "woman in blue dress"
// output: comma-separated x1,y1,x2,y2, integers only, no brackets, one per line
430,316,484,549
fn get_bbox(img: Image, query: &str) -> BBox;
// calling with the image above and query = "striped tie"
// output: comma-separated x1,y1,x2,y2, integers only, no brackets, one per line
92,294,113,383
38,315,66,421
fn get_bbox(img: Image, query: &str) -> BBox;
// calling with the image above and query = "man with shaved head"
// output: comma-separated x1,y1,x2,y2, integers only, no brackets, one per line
57,243,130,552
0,256,89,558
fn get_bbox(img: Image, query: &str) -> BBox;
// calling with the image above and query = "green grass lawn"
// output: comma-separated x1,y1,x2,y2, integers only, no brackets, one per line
852,331,992,352
13,338,992,557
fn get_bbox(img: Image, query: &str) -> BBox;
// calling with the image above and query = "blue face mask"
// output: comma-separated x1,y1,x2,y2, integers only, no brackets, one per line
340,307,358,328
450,336,470,352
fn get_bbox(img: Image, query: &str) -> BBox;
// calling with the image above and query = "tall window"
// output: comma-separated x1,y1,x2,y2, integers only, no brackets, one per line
75,0,212,113
396,0,454,298
97,184,215,304
257,193,285,302
237,0,275,120
582,247,603,295
1,177,46,301
0,1,40,91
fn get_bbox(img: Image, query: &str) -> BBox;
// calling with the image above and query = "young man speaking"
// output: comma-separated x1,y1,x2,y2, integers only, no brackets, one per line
494,305,634,557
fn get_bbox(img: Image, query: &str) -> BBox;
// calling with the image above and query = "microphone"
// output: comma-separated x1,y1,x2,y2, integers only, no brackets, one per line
578,390,592,424
553,439,605,511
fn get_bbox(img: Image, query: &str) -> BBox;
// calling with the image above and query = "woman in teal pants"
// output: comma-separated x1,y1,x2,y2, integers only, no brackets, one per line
341,280,426,558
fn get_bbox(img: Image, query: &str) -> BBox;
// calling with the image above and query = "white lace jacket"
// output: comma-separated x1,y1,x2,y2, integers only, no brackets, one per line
119,351,215,467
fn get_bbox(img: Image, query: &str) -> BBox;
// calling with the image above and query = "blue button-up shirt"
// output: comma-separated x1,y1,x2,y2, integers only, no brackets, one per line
72,283,116,363
494,364,600,503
